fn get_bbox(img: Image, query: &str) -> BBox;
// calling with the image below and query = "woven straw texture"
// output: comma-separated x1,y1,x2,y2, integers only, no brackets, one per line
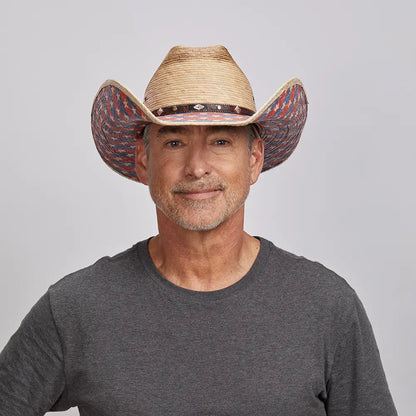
144,46,255,112
91,46,308,182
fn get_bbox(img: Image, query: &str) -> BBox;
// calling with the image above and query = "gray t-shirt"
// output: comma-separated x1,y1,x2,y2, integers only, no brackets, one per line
0,238,397,415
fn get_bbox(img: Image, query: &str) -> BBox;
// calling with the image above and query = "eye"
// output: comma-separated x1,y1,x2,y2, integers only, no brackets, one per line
167,140,181,148
215,139,229,146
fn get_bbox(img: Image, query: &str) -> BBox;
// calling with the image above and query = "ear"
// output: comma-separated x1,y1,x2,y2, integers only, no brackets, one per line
249,137,264,185
134,138,149,185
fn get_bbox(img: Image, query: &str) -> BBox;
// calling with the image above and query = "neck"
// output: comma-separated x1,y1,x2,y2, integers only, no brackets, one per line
148,207,260,291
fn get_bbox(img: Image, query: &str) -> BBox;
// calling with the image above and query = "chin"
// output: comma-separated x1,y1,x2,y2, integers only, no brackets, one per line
176,218,225,232
168,204,245,232
164,209,226,231
155,197,246,232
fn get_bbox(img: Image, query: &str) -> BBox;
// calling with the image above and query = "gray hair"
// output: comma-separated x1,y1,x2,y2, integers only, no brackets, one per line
246,124,260,151
141,124,151,155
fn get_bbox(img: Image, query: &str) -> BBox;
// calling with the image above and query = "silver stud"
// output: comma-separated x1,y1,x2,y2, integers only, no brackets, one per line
193,104,205,111
157,108,163,115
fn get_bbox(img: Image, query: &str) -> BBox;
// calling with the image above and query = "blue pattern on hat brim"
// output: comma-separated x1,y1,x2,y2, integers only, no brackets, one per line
91,78,308,182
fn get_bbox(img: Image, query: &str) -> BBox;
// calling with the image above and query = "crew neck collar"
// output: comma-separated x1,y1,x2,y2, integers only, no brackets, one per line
135,237,271,303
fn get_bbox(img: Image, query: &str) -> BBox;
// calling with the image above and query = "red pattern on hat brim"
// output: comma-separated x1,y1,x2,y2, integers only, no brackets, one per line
91,79,308,181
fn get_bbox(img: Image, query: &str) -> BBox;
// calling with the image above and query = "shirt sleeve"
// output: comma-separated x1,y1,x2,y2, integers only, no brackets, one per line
0,292,70,415
325,293,397,416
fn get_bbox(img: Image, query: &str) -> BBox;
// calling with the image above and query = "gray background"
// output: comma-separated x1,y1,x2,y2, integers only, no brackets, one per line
1,0,414,414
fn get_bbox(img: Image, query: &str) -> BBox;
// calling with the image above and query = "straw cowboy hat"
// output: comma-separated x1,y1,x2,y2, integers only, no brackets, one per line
91,45,308,182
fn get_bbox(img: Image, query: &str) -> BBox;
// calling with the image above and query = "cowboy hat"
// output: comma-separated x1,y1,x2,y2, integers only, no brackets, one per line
91,45,308,182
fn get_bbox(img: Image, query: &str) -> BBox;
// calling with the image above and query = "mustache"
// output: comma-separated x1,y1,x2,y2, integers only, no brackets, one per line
172,180,226,193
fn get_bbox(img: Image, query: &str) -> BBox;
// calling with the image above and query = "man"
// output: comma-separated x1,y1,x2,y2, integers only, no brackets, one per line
0,46,397,415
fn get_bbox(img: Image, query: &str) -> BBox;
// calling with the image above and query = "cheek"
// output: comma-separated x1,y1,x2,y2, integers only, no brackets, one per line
223,155,252,183
147,159,179,192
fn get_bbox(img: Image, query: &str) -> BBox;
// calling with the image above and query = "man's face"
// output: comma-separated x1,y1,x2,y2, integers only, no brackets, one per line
135,124,263,231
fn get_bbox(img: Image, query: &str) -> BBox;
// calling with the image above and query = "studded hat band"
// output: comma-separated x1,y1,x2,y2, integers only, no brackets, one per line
152,103,255,117
91,45,308,183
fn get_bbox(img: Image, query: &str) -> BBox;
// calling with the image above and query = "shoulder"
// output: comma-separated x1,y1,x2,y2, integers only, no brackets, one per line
260,237,361,322
263,238,353,290
47,240,148,307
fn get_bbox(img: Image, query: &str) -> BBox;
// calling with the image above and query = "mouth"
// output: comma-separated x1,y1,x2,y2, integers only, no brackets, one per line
174,188,222,200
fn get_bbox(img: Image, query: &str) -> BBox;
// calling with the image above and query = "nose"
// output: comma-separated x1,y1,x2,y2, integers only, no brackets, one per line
184,144,211,179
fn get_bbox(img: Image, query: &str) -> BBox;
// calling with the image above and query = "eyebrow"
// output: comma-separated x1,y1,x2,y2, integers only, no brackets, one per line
205,126,242,135
156,125,242,137
156,126,188,137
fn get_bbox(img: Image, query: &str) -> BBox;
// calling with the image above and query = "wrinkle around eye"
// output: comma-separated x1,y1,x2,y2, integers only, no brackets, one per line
215,139,229,146
166,140,181,148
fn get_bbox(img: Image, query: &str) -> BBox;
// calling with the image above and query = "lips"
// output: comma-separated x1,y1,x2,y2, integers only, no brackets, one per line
172,182,225,194
174,188,222,201
172,182,225,200
176,188,220,194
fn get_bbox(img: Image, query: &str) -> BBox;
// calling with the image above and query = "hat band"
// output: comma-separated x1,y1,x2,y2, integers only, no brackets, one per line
152,103,255,117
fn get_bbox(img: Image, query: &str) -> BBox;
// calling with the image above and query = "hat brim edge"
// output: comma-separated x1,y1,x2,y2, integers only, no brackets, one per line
96,78,306,126
91,78,308,182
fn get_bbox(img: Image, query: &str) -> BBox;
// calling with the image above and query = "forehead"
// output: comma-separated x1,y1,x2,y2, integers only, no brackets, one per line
150,125,247,137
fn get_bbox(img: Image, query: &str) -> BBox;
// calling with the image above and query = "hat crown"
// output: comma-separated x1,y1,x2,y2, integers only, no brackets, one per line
144,45,256,112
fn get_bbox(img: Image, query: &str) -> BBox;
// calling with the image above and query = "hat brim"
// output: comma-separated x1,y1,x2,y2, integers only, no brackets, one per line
91,78,308,181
